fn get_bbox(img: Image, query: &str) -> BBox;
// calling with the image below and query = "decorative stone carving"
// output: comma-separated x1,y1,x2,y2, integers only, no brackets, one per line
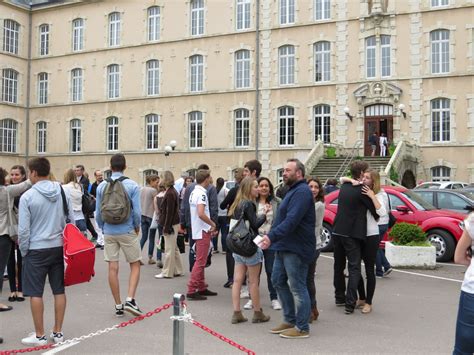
353,81,402,114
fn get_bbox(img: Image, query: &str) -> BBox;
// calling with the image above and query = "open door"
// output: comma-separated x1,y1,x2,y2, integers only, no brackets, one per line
364,104,393,156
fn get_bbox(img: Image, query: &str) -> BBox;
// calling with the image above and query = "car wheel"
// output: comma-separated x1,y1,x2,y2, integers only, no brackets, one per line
427,229,456,262
320,222,334,252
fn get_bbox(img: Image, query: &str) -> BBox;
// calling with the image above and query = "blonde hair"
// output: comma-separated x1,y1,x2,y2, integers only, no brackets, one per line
63,168,77,185
228,177,256,216
366,169,381,194
162,170,175,188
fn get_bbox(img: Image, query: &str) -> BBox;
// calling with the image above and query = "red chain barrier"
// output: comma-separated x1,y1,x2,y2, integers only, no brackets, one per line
190,319,256,355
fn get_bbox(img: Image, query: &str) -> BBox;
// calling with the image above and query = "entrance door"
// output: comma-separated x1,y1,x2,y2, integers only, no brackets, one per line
364,104,393,156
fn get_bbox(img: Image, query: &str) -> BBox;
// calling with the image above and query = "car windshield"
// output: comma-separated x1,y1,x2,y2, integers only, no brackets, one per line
400,190,436,211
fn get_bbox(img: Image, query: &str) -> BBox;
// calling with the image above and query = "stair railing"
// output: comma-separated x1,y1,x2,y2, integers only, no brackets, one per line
330,140,363,183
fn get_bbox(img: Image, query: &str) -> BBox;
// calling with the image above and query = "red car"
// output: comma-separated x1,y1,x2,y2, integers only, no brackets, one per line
321,186,466,262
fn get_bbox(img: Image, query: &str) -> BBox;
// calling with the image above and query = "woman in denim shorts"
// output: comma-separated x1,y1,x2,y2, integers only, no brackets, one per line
228,177,271,325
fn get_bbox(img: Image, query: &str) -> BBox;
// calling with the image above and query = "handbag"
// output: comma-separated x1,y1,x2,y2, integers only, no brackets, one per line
386,192,397,228
227,203,258,257
177,232,186,254
6,190,18,242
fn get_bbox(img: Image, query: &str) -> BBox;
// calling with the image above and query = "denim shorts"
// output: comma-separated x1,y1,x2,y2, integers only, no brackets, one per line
233,248,263,266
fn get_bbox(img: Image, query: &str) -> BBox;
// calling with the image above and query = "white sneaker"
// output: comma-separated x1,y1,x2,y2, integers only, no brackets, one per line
22,332,47,346
271,299,282,310
240,286,250,299
154,273,165,279
50,332,64,344
244,300,253,310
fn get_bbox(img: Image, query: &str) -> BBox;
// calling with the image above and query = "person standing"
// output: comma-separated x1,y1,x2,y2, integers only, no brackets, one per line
369,133,378,157
260,159,315,339
62,169,87,234
90,170,104,249
186,168,218,300
332,161,377,315
18,157,74,345
379,133,388,157
140,175,159,265
96,154,143,317
155,171,183,279
74,165,97,241
453,213,474,355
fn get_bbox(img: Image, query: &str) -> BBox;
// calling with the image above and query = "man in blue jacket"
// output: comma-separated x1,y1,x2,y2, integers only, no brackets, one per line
261,159,315,339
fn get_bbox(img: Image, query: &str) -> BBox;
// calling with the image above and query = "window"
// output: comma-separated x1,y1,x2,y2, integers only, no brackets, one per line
146,114,159,150
366,36,376,78
279,45,295,85
235,50,250,89
71,68,83,102
2,69,18,104
107,64,120,99
388,194,406,209
417,191,434,205
3,19,19,54
39,24,49,56
70,119,81,152
189,55,204,92
380,35,391,77
108,12,121,47
146,60,160,96
431,0,449,7
431,166,451,182
431,29,450,74
38,72,48,105
314,41,330,82
235,108,250,147
190,0,205,36
276,169,284,185
148,6,161,42
36,121,47,153
0,119,18,153
279,106,295,146
106,116,119,151
314,0,330,20
236,0,251,30
72,18,84,52
280,0,295,25
189,111,203,148
431,98,450,142
437,193,466,210
314,104,330,143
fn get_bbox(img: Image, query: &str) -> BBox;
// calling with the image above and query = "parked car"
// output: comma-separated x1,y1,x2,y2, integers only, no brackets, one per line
321,186,466,262
414,181,469,190
412,189,474,214
225,180,236,190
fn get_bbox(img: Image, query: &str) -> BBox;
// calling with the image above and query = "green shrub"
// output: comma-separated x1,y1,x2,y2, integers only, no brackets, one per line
388,143,396,156
389,222,430,246
390,166,399,183
326,146,336,158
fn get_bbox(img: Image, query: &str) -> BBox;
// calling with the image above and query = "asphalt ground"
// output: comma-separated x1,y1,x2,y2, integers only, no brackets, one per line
0,248,466,355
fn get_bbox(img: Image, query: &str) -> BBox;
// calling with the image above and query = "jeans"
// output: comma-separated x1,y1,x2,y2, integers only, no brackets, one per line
217,216,229,252
140,216,155,257
263,249,277,301
376,224,391,276
454,291,474,355
187,231,212,293
272,251,311,332
307,249,321,308
7,241,22,292
0,235,12,294
357,235,379,304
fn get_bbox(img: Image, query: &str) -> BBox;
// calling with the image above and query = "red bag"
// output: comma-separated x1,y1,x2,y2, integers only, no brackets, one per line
63,223,95,286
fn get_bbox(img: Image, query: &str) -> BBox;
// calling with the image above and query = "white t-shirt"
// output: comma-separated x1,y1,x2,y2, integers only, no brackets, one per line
189,185,211,240
461,213,474,294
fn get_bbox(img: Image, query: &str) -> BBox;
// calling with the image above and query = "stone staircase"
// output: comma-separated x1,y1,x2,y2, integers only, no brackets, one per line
310,156,391,183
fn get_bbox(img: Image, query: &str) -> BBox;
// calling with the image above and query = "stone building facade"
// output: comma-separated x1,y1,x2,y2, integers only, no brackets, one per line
0,0,473,184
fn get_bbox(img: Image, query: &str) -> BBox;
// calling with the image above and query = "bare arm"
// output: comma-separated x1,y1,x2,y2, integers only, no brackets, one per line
197,204,216,231
454,229,472,266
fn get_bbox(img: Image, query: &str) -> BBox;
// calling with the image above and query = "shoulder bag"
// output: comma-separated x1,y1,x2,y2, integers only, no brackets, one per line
227,202,258,257
386,192,397,228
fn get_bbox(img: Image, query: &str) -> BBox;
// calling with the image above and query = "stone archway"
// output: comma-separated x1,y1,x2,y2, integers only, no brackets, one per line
401,169,416,189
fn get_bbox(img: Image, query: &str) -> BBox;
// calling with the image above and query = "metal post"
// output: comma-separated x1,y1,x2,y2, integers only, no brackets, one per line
172,293,185,355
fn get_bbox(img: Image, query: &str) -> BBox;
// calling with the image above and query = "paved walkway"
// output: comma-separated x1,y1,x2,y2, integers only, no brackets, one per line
0,249,464,354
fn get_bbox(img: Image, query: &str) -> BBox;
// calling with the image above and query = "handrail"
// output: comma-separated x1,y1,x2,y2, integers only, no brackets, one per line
331,140,363,182
384,140,404,176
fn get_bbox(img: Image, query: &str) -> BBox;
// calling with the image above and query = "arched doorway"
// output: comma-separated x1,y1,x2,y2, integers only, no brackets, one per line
364,104,393,156
401,170,416,189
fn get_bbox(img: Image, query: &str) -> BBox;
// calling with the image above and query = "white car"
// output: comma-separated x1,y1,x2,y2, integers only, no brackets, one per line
414,181,469,190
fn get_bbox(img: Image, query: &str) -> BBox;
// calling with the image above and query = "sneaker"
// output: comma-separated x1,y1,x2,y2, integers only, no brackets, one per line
355,300,366,309
376,274,384,278
154,273,171,279
243,300,253,310
279,328,309,339
50,332,64,344
361,304,372,314
344,306,354,315
240,286,250,299
148,258,157,265
223,280,233,288
115,304,124,317
269,323,294,334
383,267,393,277
271,299,282,310
212,250,219,254
157,260,164,268
21,333,47,346
335,301,345,307
124,299,143,316
198,289,218,296
186,292,207,301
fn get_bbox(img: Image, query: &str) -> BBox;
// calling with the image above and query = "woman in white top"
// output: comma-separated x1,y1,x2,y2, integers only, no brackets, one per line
453,213,474,354
62,169,86,233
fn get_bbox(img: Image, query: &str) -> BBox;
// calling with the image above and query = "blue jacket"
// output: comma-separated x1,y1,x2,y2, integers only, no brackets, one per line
268,179,316,263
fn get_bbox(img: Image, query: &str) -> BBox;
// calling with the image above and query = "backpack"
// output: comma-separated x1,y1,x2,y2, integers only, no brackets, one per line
81,192,95,215
100,176,130,224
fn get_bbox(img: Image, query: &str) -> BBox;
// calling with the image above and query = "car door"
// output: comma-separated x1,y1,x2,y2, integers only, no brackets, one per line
388,193,418,224
437,192,469,213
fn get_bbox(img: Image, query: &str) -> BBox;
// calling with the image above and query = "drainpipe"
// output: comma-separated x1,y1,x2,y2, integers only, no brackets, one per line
254,0,260,160
24,2,33,166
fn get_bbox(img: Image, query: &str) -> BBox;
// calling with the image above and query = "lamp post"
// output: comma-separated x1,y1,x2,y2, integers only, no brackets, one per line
164,140,177,170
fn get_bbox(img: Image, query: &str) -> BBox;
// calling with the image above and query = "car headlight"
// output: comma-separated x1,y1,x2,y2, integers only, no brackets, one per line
459,221,465,231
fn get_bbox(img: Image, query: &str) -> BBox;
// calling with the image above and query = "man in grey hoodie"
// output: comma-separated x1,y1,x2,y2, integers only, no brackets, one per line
18,157,74,346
